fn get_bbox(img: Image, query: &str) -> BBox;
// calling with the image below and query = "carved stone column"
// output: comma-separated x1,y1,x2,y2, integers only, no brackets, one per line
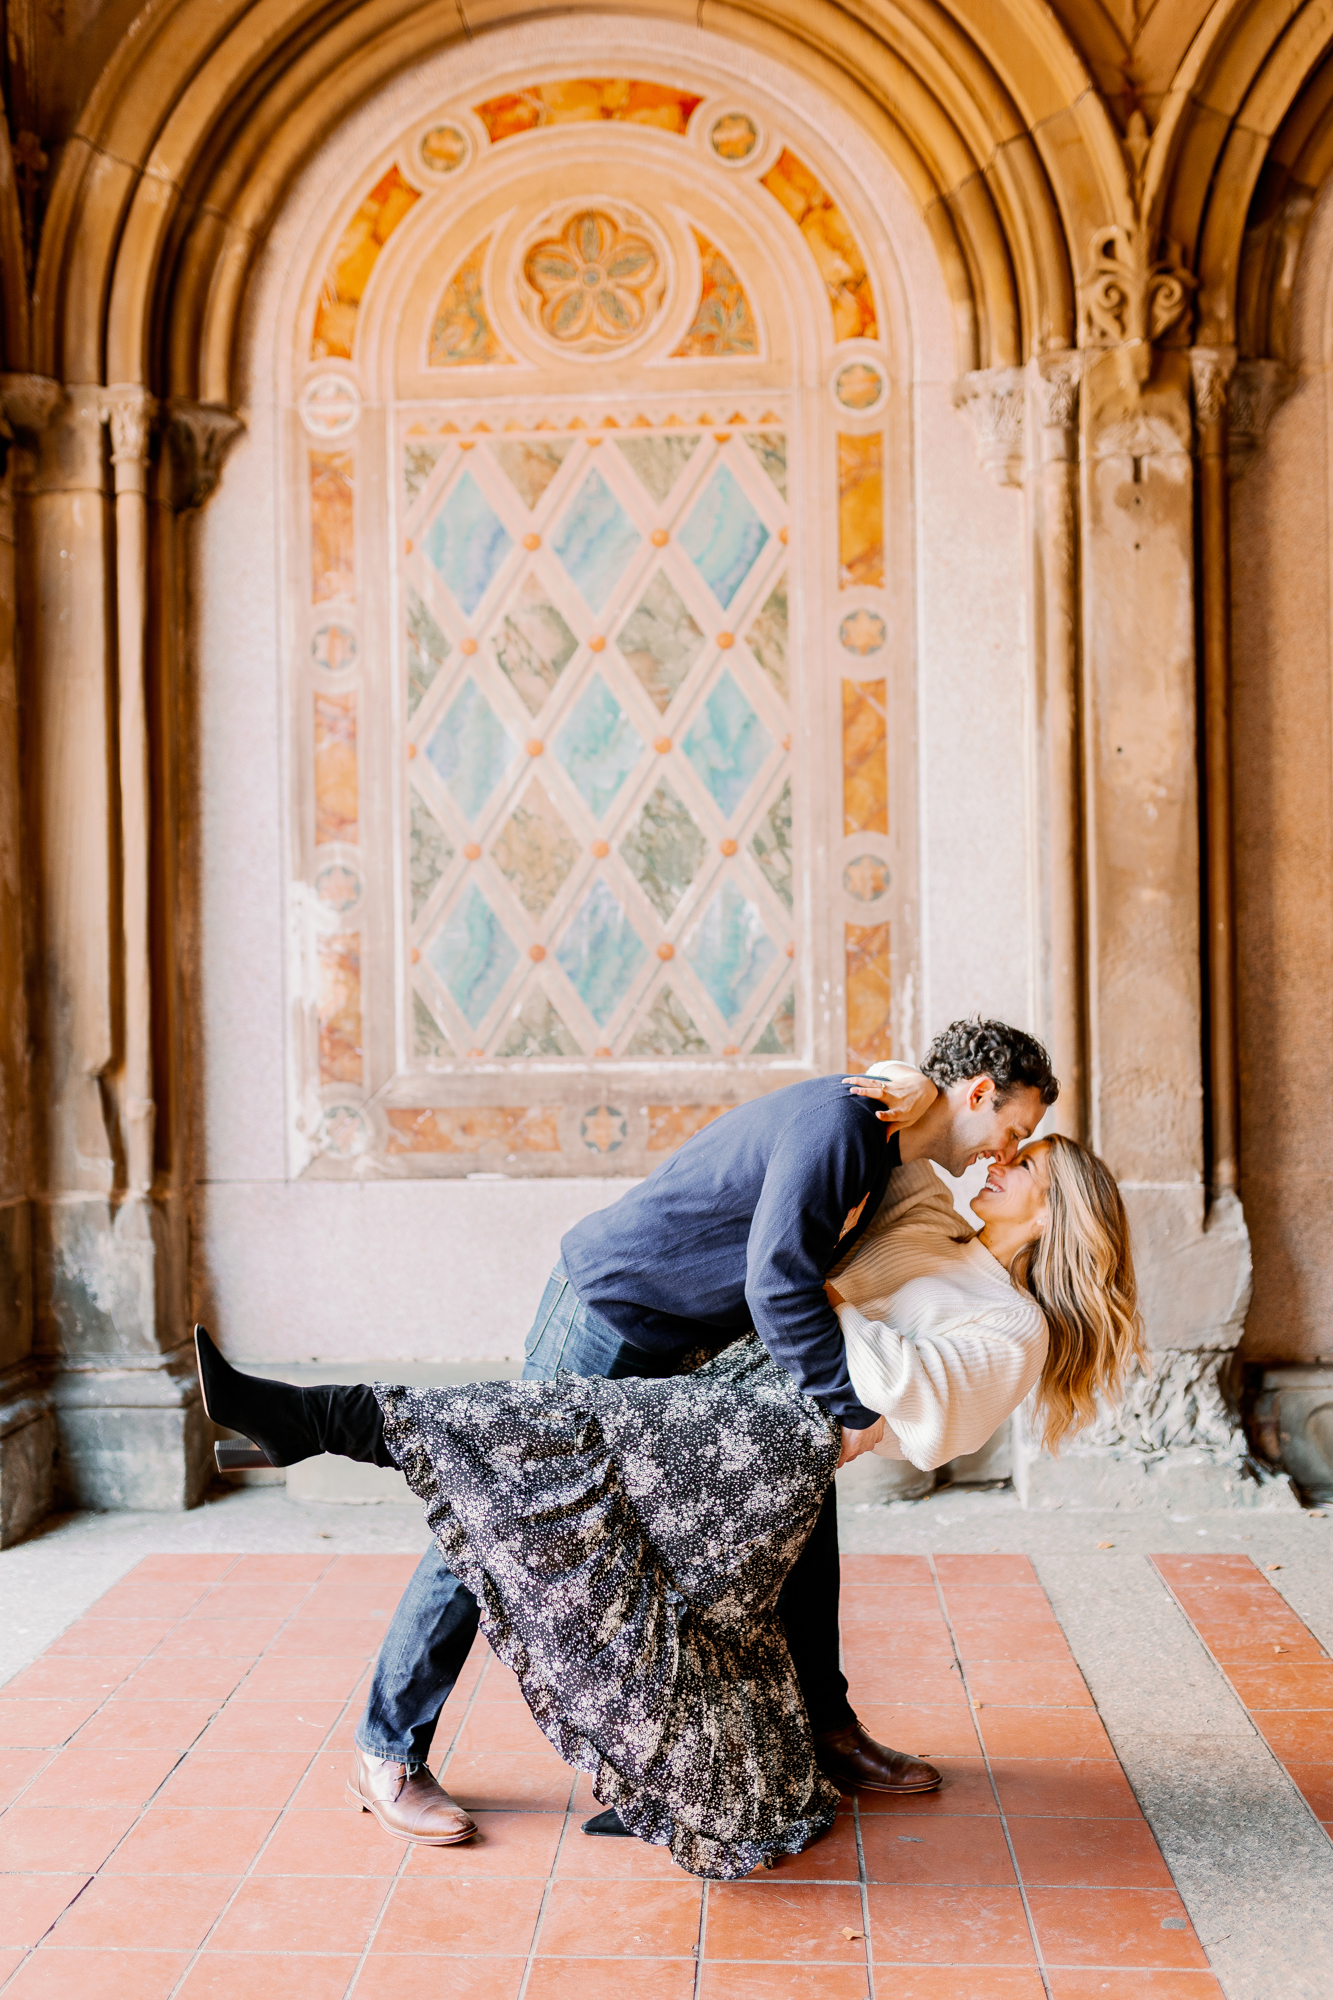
953,367,1026,487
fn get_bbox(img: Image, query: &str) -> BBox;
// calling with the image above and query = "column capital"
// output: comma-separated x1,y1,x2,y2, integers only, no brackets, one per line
97,385,158,475
166,400,245,511
1030,352,1082,434
1227,359,1296,480
1188,346,1237,432
0,373,64,451
952,366,1025,487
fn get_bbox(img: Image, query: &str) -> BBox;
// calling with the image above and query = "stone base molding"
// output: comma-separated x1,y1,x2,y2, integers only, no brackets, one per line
1252,1367,1333,1504
49,1351,209,1512
0,1365,56,1546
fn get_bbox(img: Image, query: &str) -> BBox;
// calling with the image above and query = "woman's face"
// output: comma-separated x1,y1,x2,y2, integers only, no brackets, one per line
970,1138,1052,1241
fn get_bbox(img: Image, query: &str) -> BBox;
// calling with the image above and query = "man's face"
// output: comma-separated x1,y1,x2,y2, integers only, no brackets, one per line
934,1077,1046,1177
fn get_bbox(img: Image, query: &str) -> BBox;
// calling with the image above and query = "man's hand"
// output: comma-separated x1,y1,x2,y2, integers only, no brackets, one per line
837,1415,886,1468
844,1063,937,1130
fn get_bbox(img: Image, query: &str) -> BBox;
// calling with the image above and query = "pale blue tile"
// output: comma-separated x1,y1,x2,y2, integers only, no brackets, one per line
555,878,645,1025
554,674,642,818
425,677,517,820
683,671,772,818
426,883,517,1027
423,470,513,614
679,465,769,607
686,881,777,1023
553,469,640,610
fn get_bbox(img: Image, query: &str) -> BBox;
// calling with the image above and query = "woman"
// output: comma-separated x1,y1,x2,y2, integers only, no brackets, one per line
194,1071,1143,1881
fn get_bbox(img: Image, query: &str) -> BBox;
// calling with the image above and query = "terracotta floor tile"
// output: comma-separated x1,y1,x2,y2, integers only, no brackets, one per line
704,1881,866,1960
749,1813,863,1881
1202,1631,1326,1665
101,1805,279,1873
1152,1554,1258,1587
442,1749,576,1812
840,1587,944,1627
852,1758,998,1815
253,1804,403,1875
1169,1587,1282,1625
0,1951,24,1982
849,1703,980,1759
2,1661,136,1702
1046,1974,1226,1997
209,1873,391,1954
697,1968,871,2000
298,1586,403,1623
0,1807,140,1872
178,1952,360,2000
0,1700,105,1748
841,1554,934,1585
526,1961,696,1999
845,1662,970,1707
153,1619,286,1659
965,1662,1093,1708
45,1619,171,1658
84,1583,208,1622
1227,1663,1333,1707
22,1745,181,1809
369,1874,544,1955
0,1875,90,1949
48,1872,236,1950
841,1629,957,1662
535,1878,702,1956
977,1709,1114,1761
866,1883,1036,1965
75,1700,219,1750
187,1583,316,1621
324,1554,424,1589
403,1807,564,1877
221,1555,333,1584
833,1976,1043,2000
267,1619,387,1659
0,1748,54,1806
938,1590,1060,1624
949,1622,1074,1664
115,1660,248,1703
292,1750,362,1809
1282,1760,1333,1817
155,1750,313,1810
1250,1711,1333,1760
193,1699,342,1754
860,1812,1016,1885
989,1760,1142,1818
125,1556,236,1583
551,1813,691,1879
352,1958,525,2000
1026,1887,1209,1968
934,1557,1040,1591
451,1703,552,1755
3,1948,192,2000
1007,1815,1172,1887
231,1655,368,1704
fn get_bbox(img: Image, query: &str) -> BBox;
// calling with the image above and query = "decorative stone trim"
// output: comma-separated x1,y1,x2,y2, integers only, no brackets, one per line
0,372,63,438
952,366,1025,486
1067,1347,1248,1465
167,399,245,509
1030,353,1081,438
1227,359,1296,480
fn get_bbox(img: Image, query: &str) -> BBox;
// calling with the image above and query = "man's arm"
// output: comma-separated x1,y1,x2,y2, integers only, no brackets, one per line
744,1100,884,1434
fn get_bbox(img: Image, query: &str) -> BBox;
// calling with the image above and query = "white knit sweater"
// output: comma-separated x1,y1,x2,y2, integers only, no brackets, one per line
830,1159,1048,1471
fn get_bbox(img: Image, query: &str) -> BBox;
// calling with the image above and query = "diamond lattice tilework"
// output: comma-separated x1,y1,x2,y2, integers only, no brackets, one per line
402,422,791,1057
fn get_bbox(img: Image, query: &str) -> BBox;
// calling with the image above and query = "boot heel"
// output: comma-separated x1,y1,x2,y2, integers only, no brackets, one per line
215,1439,276,1471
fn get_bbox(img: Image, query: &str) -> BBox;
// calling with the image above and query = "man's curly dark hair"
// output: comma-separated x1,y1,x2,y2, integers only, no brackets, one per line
921,1017,1059,1107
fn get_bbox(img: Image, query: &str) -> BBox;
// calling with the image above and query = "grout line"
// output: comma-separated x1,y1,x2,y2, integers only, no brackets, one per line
853,1794,874,2000
693,1873,709,1997
512,1684,578,2000
927,1554,1055,2000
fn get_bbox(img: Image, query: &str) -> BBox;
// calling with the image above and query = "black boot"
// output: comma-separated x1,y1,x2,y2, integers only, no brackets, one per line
194,1324,397,1473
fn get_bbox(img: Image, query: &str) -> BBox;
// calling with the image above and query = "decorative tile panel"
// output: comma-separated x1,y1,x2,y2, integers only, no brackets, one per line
314,691,357,845
412,989,453,1058
760,149,877,341
614,434,700,505
386,1106,560,1152
745,578,789,700
554,675,643,818
495,988,582,1058
685,881,777,1022
743,431,787,498
753,986,796,1054
620,779,706,920
617,571,704,711
428,238,514,366
493,575,578,715
426,883,518,1027
683,670,772,817
556,878,645,1024
672,232,758,357
846,920,893,1069
842,679,888,835
406,588,449,716
647,1104,729,1151
423,470,514,613
409,790,452,920
491,778,580,916
838,433,884,589
317,934,363,1083
310,450,354,603
680,466,769,607
474,80,703,142
492,438,573,509
625,986,708,1057
404,442,443,504
553,469,641,610
312,166,420,360
426,678,518,821
750,779,793,909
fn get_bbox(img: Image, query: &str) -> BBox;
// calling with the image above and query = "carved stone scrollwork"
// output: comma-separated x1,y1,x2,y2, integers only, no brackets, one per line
1061,1348,1249,1466
1227,359,1296,480
952,366,1025,487
167,400,245,511
1078,226,1194,383
1031,353,1082,437
1188,346,1236,432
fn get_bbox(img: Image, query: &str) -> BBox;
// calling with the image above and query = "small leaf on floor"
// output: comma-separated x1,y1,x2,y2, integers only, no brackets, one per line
841,1926,865,1941
1096,1540,1114,1549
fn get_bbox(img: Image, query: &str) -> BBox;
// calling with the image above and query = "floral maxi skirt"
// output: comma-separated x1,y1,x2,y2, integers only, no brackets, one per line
375,1334,843,1880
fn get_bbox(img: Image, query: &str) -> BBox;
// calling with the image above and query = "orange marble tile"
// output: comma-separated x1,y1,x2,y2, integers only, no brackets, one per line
837,433,885,589
646,1104,730,1152
317,933,363,1086
309,449,354,603
474,79,702,142
313,690,357,845
312,166,420,360
842,679,888,835
761,148,877,341
429,238,513,366
845,921,893,1072
385,1107,560,1154
673,231,758,357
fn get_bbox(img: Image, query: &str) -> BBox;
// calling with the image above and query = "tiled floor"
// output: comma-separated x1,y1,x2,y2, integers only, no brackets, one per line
1153,1553,1333,1848
0,1550,1230,1997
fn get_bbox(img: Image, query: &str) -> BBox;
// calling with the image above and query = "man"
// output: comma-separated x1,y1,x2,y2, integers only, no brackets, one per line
348,1017,1058,1843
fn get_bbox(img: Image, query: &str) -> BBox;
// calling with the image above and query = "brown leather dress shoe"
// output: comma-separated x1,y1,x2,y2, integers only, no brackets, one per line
814,1721,942,1794
347,1745,477,1844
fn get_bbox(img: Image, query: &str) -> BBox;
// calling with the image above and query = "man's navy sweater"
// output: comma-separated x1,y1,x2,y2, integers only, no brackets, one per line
560,1075,900,1430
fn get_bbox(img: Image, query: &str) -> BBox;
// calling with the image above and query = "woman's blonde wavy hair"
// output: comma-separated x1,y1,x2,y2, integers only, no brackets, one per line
1008,1133,1146,1452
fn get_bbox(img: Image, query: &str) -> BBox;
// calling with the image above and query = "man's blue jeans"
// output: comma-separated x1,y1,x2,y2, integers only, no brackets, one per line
356,1265,854,1766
